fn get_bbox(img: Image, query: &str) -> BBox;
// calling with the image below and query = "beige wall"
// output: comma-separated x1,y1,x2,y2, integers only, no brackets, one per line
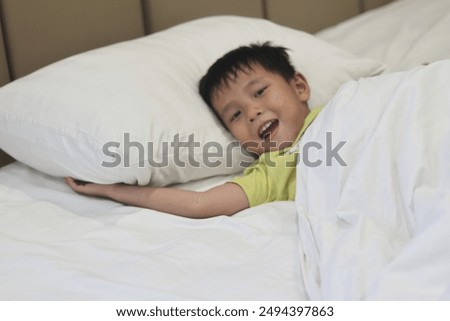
143,0,264,33
0,15,10,86
364,0,394,11
0,0,145,79
266,0,360,33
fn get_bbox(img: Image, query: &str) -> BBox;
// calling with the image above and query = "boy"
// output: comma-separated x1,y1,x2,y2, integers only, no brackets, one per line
66,42,322,218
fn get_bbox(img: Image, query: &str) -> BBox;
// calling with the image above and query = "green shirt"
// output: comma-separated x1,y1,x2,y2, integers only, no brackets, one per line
232,107,322,207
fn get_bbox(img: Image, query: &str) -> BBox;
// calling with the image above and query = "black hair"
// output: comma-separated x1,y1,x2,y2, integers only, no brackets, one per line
198,42,296,111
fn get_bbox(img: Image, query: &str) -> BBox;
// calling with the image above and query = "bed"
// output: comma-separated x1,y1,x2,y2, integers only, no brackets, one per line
0,0,449,301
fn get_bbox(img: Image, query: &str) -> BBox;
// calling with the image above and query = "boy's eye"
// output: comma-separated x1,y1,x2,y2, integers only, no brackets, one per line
230,110,241,122
254,87,267,98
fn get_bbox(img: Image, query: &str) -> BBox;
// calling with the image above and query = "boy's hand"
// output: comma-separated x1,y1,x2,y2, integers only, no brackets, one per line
65,177,116,199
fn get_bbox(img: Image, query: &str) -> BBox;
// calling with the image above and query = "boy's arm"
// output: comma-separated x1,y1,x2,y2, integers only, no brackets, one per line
65,177,249,218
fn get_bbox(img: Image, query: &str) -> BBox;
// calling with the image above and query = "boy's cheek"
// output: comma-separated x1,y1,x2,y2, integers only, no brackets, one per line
270,90,281,103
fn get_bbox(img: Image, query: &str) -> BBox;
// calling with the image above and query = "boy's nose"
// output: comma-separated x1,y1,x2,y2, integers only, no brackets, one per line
248,104,263,122
249,111,262,123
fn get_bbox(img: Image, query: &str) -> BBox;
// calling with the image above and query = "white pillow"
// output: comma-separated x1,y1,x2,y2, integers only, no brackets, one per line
0,16,385,186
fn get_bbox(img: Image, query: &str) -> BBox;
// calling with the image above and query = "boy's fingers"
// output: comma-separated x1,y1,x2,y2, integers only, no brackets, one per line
65,177,88,194
65,177,74,187
65,177,90,187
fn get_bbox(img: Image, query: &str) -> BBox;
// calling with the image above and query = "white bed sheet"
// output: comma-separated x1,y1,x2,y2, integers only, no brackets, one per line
316,0,450,72
0,163,307,300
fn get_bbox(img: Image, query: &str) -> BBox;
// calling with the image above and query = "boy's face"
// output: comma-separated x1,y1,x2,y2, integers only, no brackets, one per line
211,64,311,155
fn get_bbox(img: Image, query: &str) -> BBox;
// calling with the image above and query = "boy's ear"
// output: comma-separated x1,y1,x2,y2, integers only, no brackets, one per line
291,72,310,102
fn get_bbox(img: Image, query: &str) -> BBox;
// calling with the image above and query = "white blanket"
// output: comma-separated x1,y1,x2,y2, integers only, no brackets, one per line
295,60,450,300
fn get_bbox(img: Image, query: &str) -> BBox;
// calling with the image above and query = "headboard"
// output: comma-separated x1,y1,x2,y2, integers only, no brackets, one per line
0,0,394,168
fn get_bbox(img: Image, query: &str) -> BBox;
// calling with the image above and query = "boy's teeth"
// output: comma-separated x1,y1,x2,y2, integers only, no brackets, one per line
259,120,275,137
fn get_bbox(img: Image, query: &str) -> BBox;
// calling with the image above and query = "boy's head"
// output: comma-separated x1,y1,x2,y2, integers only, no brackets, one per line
199,42,311,155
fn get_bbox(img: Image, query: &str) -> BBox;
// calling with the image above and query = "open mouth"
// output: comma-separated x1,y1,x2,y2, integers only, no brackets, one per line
258,119,279,140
